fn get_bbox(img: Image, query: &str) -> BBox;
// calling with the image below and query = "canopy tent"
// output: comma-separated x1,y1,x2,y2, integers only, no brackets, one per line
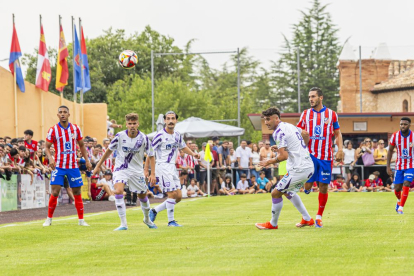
147,116,245,139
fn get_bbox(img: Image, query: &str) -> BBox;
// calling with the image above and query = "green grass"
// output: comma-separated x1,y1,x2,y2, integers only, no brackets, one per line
1,193,414,275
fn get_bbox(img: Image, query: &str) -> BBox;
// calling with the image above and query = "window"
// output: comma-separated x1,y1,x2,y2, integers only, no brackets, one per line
403,100,408,112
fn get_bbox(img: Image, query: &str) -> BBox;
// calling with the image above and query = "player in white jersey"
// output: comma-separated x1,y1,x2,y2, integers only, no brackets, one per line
93,113,157,231
255,107,315,230
149,111,200,227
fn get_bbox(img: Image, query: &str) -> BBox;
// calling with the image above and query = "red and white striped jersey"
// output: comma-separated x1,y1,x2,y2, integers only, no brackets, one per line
297,106,340,161
102,147,113,170
185,153,198,174
46,123,83,169
389,130,414,170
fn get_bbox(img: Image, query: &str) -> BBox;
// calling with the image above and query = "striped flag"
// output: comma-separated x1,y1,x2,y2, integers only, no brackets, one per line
35,25,51,92
80,26,91,92
9,24,25,92
56,24,69,92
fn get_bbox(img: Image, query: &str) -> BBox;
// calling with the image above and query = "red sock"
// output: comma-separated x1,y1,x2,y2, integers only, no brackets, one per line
74,195,84,219
317,192,329,217
47,195,58,218
400,186,410,207
395,190,401,201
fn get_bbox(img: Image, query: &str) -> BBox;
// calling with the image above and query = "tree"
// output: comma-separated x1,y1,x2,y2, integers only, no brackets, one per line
271,0,341,112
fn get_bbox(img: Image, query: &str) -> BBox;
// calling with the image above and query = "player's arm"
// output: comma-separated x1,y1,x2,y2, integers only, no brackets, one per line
386,144,395,176
45,141,55,170
300,129,310,145
259,147,288,166
334,129,344,162
78,139,92,171
146,156,156,185
182,146,200,160
92,148,113,175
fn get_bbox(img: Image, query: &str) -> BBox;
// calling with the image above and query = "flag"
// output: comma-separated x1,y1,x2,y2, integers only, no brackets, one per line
9,24,25,92
56,24,69,92
35,25,51,92
204,143,213,162
80,26,91,92
73,24,82,92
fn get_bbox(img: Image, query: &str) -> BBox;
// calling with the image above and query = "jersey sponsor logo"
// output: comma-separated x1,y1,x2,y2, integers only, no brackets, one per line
404,173,413,177
71,176,82,181
314,125,322,136
403,149,409,156
122,146,141,153
65,142,72,151
321,172,330,176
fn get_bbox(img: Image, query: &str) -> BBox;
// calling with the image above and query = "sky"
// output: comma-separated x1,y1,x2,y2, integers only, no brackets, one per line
1,0,414,74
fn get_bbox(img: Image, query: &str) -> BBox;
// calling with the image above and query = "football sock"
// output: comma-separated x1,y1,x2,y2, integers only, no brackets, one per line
47,195,58,218
166,199,176,222
395,190,401,202
115,194,127,227
154,200,167,213
74,195,84,220
271,197,283,227
400,186,410,207
317,192,328,217
139,196,150,221
288,194,311,221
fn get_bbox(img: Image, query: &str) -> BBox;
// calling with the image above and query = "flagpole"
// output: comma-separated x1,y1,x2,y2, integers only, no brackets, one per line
59,15,63,106
39,14,45,140
79,17,84,133
72,16,77,124
207,162,210,197
13,14,18,138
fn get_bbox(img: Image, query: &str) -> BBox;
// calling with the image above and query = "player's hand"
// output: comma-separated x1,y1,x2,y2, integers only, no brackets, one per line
86,161,92,171
271,145,278,152
386,167,393,177
92,167,100,176
144,169,150,178
193,153,200,159
259,160,268,167
335,150,344,163
49,160,56,170
148,174,156,185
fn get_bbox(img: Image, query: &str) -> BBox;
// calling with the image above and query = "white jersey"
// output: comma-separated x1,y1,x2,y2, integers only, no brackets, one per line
272,122,313,171
108,130,153,174
151,129,186,164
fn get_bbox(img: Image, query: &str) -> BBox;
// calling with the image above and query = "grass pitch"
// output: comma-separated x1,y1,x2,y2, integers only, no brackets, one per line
1,193,414,275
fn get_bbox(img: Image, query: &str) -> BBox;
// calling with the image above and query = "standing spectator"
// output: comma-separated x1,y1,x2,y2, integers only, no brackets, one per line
102,138,113,171
0,137,4,145
217,140,230,168
38,140,45,150
23,129,38,160
92,138,98,147
343,140,355,181
208,140,219,184
362,138,375,178
186,142,198,182
258,141,264,150
228,141,234,150
349,173,363,192
212,137,219,152
259,140,275,180
17,139,25,148
237,173,252,194
372,139,378,150
236,140,253,182
374,139,388,181
4,136,12,144
90,144,103,168
176,150,190,176
250,143,261,180
107,116,122,138
199,142,213,193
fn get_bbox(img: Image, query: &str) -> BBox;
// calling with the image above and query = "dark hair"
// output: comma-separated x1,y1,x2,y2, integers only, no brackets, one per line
95,144,102,149
351,173,360,181
262,107,281,118
260,171,265,175
163,111,179,120
18,146,26,151
0,144,4,149
58,105,69,111
11,138,18,144
309,87,323,96
4,136,11,140
24,129,34,136
10,148,18,156
240,173,247,178
0,137,3,141
246,140,252,145
241,139,247,143
401,117,411,123
39,140,45,144
17,139,24,144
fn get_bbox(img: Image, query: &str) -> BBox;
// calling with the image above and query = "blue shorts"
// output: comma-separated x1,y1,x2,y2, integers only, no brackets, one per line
394,168,414,184
307,154,332,184
51,168,84,188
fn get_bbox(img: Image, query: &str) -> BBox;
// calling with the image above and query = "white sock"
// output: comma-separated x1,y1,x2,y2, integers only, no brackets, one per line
271,198,283,227
288,194,311,221
166,198,176,222
115,195,127,227
139,197,150,221
316,215,322,220
154,200,167,213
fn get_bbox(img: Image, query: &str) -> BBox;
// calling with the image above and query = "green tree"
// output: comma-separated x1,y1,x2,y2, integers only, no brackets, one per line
272,0,341,112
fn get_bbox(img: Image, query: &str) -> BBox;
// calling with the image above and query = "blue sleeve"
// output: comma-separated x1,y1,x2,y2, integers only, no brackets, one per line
333,121,340,130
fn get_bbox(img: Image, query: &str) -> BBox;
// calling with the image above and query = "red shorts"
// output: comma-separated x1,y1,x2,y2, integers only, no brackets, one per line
91,189,107,201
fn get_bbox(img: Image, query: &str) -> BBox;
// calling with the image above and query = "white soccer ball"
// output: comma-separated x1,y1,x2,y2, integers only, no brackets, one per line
119,50,138,69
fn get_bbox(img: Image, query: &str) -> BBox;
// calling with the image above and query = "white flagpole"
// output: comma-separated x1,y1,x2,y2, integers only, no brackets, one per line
207,162,210,197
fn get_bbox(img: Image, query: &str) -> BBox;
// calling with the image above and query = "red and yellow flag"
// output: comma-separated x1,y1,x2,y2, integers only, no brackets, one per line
56,25,69,92
35,25,51,92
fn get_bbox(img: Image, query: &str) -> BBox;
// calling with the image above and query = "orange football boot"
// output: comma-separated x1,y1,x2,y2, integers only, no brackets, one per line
255,221,278,230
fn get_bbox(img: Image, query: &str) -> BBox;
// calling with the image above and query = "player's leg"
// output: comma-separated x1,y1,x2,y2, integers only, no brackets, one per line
255,187,283,230
43,169,64,226
66,169,89,226
315,159,331,228
113,181,128,230
150,167,177,223
286,192,314,227
130,176,157,229
397,169,413,214
394,170,404,212
304,155,319,194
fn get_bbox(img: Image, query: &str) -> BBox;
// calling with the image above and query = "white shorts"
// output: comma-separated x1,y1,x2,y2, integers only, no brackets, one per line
155,163,181,193
112,170,147,194
276,167,314,196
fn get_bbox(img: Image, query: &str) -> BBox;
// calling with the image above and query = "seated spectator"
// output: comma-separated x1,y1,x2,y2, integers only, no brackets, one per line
219,176,237,195
256,171,271,192
329,175,346,192
384,176,393,192
187,178,206,197
365,174,379,192
372,171,384,191
90,175,115,201
237,174,253,194
349,173,363,192
179,170,189,198
250,175,266,194
8,148,20,172
98,170,114,189
312,182,319,192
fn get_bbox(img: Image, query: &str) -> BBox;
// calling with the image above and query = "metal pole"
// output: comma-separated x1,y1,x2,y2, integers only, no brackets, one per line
79,18,84,132
297,48,301,113
13,14,18,138
359,46,362,113
151,50,154,132
237,48,240,146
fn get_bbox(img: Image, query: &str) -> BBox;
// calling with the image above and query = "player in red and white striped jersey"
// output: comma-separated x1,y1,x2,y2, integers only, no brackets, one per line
43,105,92,227
297,87,344,228
387,117,414,214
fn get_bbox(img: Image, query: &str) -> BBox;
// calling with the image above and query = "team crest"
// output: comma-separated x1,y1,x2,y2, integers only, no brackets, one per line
324,117,329,124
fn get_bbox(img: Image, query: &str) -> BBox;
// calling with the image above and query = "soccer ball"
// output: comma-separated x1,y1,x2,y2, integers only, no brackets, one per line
119,50,138,69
